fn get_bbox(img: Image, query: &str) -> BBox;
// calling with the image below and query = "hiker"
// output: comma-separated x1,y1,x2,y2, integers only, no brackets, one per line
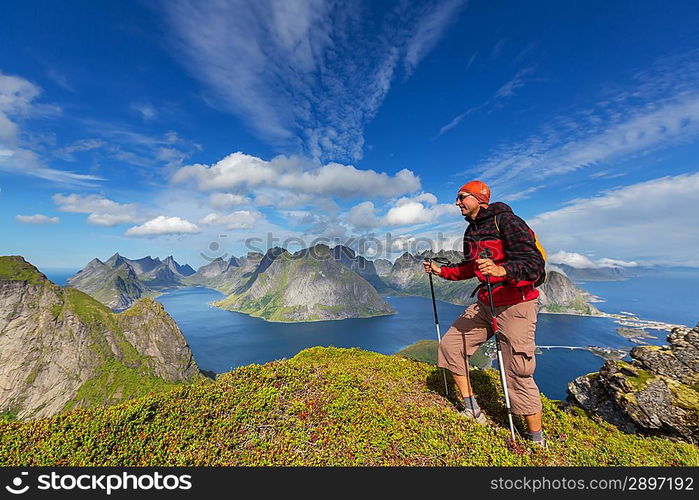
423,180,546,446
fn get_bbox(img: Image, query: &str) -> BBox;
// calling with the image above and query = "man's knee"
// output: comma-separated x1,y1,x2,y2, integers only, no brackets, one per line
509,350,536,378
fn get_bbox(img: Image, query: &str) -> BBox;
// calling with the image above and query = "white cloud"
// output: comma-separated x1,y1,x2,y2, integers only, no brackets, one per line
530,171,699,266
15,214,59,225
348,193,459,229
208,192,249,209
199,210,262,230
131,103,156,121
125,216,200,236
348,201,379,229
548,251,637,269
164,0,463,162
54,139,105,161
52,193,139,226
404,0,466,75
0,71,102,187
472,50,699,192
172,152,421,198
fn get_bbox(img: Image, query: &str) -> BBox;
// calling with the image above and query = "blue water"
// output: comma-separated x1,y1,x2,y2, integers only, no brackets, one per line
47,265,696,401
156,285,673,401
578,268,699,327
43,269,79,286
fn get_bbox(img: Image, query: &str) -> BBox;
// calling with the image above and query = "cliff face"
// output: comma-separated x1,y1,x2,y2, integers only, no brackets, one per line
568,324,699,443
0,256,201,420
214,245,394,322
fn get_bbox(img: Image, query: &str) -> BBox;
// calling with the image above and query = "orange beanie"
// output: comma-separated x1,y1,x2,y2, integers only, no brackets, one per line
457,180,490,204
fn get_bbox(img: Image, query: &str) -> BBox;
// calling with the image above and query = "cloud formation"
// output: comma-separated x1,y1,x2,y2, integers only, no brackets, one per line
52,193,140,226
199,210,263,230
172,152,421,198
529,171,699,266
164,0,465,162
15,214,59,225
548,251,638,269
348,193,459,229
125,216,200,236
471,50,699,194
0,71,102,186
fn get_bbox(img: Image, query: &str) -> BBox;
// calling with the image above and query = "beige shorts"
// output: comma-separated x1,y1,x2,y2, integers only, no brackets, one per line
437,299,542,415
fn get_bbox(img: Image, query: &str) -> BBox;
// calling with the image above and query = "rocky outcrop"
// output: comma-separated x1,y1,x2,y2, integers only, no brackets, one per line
538,270,602,315
0,256,202,420
568,324,699,443
214,245,394,322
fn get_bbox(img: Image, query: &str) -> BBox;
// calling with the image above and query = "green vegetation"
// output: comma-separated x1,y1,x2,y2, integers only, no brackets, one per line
398,340,491,369
63,359,181,412
1,347,696,466
0,256,47,285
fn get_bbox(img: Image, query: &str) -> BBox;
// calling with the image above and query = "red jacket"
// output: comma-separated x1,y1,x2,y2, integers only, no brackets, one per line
439,202,544,306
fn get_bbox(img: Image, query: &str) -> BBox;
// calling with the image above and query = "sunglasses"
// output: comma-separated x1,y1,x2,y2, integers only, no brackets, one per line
456,193,474,202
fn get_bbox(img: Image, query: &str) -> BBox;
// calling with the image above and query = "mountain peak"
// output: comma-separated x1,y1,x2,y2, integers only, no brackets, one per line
0,256,49,285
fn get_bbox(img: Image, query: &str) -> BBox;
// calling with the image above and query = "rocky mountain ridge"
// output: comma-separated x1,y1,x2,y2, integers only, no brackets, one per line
0,256,204,420
67,253,195,311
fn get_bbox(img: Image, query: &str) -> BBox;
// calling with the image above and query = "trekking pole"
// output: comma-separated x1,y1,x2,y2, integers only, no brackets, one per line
427,257,450,398
480,251,517,441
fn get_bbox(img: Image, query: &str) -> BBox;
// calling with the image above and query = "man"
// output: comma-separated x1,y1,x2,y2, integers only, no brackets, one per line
423,180,546,446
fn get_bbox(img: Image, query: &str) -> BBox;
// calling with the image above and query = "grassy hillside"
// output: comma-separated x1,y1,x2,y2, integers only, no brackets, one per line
0,256,47,285
1,347,696,466
398,339,492,370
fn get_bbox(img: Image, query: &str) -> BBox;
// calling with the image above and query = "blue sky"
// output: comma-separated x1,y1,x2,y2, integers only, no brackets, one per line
2,0,699,270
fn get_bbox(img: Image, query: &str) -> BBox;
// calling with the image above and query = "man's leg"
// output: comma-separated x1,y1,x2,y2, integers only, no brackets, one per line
437,303,490,417
497,299,545,444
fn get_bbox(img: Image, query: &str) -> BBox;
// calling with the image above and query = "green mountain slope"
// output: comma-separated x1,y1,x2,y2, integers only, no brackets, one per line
0,256,205,420
214,246,394,322
1,347,696,466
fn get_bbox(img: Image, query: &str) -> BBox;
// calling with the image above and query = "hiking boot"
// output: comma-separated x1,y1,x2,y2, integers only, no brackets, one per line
525,432,547,449
458,406,488,425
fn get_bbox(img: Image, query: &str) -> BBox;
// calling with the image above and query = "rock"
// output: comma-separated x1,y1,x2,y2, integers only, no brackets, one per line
0,256,202,420
538,270,602,315
568,324,699,443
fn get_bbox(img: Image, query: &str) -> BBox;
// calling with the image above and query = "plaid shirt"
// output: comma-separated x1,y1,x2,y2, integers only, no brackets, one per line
442,202,544,284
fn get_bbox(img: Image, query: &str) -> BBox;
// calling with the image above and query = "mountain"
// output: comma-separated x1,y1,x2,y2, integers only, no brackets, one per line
384,251,479,305
66,257,149,312
538,270,602,315
557,264,634,282
1,346,696,466
0,256,204,421
373,258,393,277
331,245,390,292
183,253,259,295
568,323,699,444
68,254,196,310
213,245,394,322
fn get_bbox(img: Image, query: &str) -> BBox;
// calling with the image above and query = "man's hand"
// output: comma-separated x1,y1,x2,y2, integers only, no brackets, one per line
476,258,506,277
423,259,442,276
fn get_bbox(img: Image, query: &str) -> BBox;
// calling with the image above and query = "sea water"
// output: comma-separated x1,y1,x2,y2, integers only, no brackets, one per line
47,268,698,401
